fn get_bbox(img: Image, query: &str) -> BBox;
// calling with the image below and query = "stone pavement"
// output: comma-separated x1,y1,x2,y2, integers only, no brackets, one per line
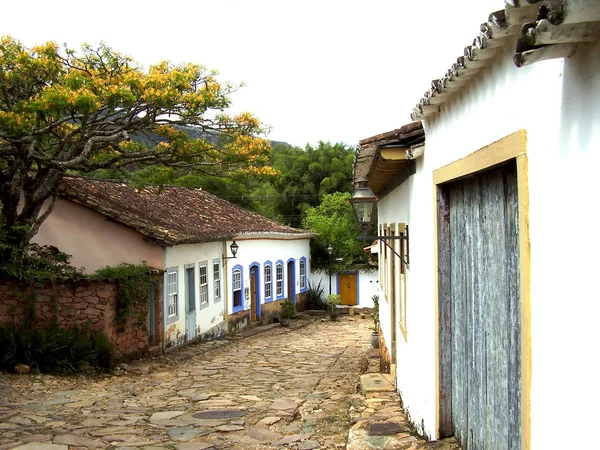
0,314,461,450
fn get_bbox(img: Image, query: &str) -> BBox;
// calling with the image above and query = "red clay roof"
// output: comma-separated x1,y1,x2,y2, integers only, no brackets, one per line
60,177,311,245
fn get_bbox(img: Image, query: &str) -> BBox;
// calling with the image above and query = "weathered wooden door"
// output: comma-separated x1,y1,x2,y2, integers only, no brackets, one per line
184,265,197,341
287,260,296,303
441,162,521,450
339,273,357,306
250,266,259,321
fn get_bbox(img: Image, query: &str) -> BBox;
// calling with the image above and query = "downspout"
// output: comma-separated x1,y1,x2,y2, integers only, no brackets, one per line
223,239,229,334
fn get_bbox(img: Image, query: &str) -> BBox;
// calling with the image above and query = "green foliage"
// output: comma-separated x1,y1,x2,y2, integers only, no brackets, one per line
93,263,156,331
0,240,84,282
326,294,341,320
270,142,355,227
0,36,270,256
306,279,326,310
371,295,379,330
0,322,114,373
303,192,369,273
279,299,297,320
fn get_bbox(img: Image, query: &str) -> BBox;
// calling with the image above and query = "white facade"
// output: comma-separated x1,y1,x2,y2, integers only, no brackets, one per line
164,241,225,349
309,270,379,307
377,25,600,448
223,236,311,321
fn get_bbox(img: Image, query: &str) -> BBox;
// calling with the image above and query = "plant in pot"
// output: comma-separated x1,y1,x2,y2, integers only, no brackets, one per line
326,294,341,321
279,299,297,327
370,294,380,349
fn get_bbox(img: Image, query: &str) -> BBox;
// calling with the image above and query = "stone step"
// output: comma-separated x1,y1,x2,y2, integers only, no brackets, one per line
359,373,396,398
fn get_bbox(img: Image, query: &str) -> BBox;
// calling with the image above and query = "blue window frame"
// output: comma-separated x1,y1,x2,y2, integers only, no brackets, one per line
275,260,284,300
299,257,307,292
232,265,244,313
264,261,273,302
166,267,179,324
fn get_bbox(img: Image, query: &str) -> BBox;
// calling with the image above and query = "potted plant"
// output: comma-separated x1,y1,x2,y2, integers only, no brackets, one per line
326,294,341,321
370,295,379,349
279,299,297,327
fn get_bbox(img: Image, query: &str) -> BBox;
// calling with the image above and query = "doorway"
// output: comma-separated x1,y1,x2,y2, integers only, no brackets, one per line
338,272,358,305
249,264,260,321
287,260,296,303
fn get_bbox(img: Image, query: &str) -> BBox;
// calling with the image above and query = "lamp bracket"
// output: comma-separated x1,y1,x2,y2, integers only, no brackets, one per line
222,254,237,265
357,225,410,268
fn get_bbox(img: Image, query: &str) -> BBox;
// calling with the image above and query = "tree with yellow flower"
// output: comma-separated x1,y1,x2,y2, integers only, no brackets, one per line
0,36,271,262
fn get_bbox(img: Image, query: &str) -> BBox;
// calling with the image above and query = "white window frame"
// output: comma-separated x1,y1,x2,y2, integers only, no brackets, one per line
276,262,283,298
213,260,221,303
233,267,243,311
299,258,306,291
199,261,209,309
264,263,272,301
167,268,178,322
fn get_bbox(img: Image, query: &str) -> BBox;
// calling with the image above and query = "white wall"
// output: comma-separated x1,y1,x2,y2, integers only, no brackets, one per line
224,237,311,317
309,269,379,307
379,35,600,445
164,241,224,349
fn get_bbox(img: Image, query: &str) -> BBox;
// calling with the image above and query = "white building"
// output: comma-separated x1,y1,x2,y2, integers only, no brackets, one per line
39,177,312,351
354,1,600,449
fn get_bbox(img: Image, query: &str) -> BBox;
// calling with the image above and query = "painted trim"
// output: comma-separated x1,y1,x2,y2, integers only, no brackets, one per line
198,260,209,310
286,258,296,303
249,262,261,318
264,260,273,303
212,258,222,303
275,260,285,300
231,264,244,314
432,129,530,449
166,266,179,324
299,257,308,292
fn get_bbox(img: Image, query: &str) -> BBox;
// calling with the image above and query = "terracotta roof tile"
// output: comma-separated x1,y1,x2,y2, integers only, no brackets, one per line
60,177,311,245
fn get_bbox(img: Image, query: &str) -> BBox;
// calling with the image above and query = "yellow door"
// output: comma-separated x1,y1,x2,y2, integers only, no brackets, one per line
339,273,357,306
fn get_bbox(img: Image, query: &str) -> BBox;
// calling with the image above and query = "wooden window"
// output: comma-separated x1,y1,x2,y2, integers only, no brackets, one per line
213,261,221,302
167,269,178,318
276,262,283,298
233,267,242,310
299,258,307,291
264,263,272,300
397,223,408,337
199,262,208,307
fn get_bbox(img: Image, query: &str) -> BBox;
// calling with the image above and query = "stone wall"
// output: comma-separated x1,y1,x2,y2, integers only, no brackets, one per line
0,279,159,358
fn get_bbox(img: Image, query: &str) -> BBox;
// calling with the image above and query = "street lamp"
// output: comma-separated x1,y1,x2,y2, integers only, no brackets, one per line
327,245,333,295
222,240,240,265
349,176,378,234
349,177,410,268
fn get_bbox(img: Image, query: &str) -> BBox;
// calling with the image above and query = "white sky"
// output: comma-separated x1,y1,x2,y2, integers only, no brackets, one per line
1,0,503,148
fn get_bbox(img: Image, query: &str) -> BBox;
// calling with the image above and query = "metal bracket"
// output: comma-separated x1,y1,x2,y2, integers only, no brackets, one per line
357,225,410,268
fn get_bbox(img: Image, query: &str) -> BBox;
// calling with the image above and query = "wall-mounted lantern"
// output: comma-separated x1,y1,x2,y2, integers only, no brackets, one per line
350,177,410,268
222,240,239,265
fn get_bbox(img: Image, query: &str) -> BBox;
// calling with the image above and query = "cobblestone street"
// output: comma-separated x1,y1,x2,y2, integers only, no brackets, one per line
0,316,370,449
0,315,460,450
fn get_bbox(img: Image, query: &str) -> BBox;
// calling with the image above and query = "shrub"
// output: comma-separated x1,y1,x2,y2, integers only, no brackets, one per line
306,279,326,310
279,299,297,320
371,294,380,331
0,322,115,373
93,262,156,331
326,294,341,320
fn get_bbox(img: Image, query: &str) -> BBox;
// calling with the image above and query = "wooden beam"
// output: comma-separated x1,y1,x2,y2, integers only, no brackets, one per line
380,147,409,161
561,0,600,25
514,43,577,66
406,144,425,160
522,19,600,47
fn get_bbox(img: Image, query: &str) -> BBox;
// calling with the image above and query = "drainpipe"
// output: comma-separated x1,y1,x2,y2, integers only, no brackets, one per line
223,240,229,334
